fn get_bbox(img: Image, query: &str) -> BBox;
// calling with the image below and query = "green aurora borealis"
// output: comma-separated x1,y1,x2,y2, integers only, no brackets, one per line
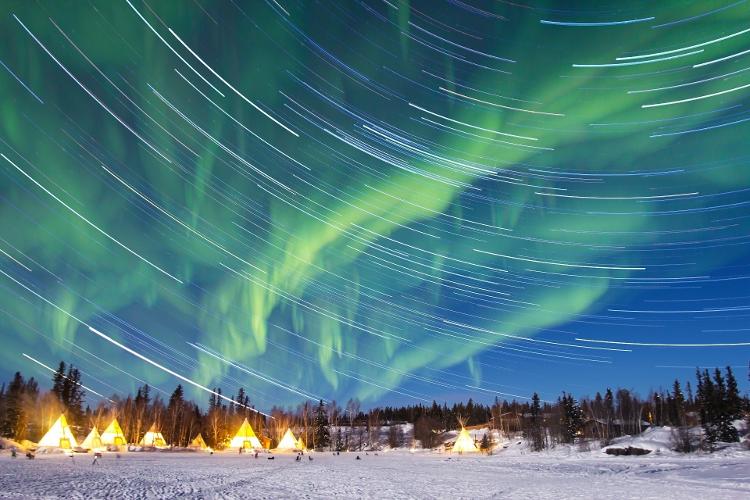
2,1,750,407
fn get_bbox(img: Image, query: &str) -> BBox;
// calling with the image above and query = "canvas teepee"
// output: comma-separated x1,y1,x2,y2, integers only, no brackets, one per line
189,433,208,449
452,427,478,453
296,436,306,451
81,427,103,450
100,418,127,446
37,414,78,449
275,428,299,451
140,423,167,447
229,418,261,449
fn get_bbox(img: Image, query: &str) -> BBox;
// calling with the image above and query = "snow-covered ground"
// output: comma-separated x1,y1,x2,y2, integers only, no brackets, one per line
1,445,748,499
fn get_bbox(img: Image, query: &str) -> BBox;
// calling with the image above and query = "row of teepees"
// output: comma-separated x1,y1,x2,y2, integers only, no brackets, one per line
38,414,305,452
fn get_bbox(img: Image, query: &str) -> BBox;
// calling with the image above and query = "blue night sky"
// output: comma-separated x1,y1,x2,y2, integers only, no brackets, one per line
1,0,749,409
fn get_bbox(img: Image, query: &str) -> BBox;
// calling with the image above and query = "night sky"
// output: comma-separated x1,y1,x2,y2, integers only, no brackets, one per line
1,0,749,410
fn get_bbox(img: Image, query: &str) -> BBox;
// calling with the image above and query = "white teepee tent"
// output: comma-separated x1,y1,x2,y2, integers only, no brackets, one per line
229,418,261,449
189,433,208,449
100,418,127,446
296,436,306,451
140,424,167,447
38,414,78,449
275,428,299,451
452,427,478,453
81,427,103,450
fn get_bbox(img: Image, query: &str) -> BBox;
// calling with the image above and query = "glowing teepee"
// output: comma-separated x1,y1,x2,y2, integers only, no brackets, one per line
140,424,167,447
452,427,478,453
229,418,261,449
275,428,300,451
81,427,103,450
296,436,306,451
190,433,208,449
100,418,127,446
38,414,78,449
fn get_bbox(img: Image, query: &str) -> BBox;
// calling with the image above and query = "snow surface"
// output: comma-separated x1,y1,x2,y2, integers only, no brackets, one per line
1,445,749,499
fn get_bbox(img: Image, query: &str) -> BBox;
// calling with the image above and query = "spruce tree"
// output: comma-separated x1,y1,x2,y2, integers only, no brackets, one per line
524,392,545,451
1,373,27,440
713,368,738,443
313,400,330,450
51,361,66,403
66,366,85,426
669,380,685,426
698,369,717,443
724,366,741,420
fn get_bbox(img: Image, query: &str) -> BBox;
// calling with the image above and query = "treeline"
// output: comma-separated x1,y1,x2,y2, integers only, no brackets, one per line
0,361,747,452
522,366,747,452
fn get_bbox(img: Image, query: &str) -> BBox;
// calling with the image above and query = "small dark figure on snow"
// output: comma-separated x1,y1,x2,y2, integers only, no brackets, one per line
26,452,35,460
10,448,17,458
295,455,301,462
355,455,361,460
308,455,313,461
254,451,259,459
267,456,275,460
92,452,102,466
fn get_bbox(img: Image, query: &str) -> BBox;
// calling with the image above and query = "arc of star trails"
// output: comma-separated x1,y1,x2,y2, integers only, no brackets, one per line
439,87,564,116
100,163,265,273
575,338,750,347
1,153,183,283
693,48,750,68
534,191,699,200
173,68,309,171
540,17,655,27
616,27,750,60
573,49,703,68
148,84,297,194
474,248,646,271
49,18,199,157
0,246,32,272
408,103,538,141
0,58,44,104
642,82,750,108
90,326,271,417
443,320,632,352
168,27,299,137
12,14,171,164
123,0,226,97
188,342,321,402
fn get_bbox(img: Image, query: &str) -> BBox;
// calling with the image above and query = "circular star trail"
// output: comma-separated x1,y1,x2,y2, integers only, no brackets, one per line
1,0,749,407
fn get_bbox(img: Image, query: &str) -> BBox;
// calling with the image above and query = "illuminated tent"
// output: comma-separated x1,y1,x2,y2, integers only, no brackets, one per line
275,429,300,451
140,424,167,447
296,436,306,451
38,414,78,449
101,418,127,446
452,428,478,453
81,427,103,450
229,418,261,449
189,433,208,449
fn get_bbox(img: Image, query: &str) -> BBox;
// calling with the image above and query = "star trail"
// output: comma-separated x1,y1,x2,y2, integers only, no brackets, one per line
1,1,749,408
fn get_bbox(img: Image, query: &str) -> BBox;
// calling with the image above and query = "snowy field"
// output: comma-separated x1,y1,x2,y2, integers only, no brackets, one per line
1,448,749,499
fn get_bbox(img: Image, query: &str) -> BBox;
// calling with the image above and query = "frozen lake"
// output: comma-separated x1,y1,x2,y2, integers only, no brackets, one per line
1,449,749,499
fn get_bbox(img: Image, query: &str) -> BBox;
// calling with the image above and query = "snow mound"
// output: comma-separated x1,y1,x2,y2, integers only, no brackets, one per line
602,427,674,455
